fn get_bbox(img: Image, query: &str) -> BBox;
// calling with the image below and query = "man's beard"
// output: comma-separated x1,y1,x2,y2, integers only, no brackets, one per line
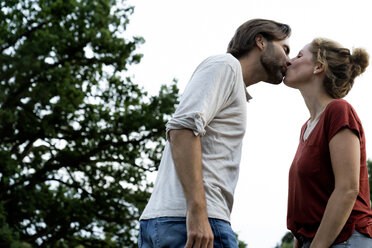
260,43,285,84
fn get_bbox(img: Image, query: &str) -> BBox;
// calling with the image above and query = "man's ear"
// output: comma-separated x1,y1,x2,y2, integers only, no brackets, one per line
255,34,266,51
313,62,325,74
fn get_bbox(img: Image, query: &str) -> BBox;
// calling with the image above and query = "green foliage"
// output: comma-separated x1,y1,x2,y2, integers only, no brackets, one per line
0,0,179,247
275,232,294,248
235,232,248,248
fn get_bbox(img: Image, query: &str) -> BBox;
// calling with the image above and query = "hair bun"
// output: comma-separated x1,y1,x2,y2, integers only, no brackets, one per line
350,48,369,78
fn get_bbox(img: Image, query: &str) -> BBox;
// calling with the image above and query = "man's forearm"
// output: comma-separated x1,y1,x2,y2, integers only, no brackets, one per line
169,129,206,210
168,129,214,247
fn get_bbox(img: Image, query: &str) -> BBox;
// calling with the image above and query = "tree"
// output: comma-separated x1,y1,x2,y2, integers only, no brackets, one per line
0,0,178,247
275,232,294,248
235,232,248,248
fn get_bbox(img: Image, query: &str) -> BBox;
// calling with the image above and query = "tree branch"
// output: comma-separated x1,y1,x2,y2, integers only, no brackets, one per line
1,20,49,53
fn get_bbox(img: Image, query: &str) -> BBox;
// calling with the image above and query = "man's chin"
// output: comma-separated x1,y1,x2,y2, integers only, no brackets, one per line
266,77,283,85
266,72,286,84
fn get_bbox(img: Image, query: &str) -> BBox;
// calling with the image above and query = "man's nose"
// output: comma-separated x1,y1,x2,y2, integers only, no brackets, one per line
284,54,292,66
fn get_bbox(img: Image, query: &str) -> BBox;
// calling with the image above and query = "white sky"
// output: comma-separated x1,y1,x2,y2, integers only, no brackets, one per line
126,0,372,247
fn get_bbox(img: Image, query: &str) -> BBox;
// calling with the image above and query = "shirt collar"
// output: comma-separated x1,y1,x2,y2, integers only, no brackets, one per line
245,88,252,102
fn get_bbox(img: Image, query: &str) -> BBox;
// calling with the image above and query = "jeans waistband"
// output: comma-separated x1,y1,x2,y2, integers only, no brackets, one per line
297,234,313,244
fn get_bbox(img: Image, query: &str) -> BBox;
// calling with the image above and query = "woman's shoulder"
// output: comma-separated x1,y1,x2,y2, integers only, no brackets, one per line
325,99,362,125
326,99,354,113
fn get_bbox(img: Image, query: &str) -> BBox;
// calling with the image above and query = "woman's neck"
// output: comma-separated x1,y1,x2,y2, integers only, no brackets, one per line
300,87,334,122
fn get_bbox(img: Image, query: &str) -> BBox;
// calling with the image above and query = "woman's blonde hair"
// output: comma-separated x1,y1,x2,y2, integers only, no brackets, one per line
310,38,369,98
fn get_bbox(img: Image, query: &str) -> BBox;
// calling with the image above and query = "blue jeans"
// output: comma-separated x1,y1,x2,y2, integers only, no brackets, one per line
139,217,238,248
301,230,372,248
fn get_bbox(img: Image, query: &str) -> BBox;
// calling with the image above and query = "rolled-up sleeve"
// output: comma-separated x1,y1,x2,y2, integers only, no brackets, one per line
166,58,236,139
166,112,206,138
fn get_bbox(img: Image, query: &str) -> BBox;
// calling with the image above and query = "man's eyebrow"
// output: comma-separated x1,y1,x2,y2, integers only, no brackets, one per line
283,45,290,55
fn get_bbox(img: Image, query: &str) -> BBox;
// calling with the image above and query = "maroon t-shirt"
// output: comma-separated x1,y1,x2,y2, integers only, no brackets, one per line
287,99,372,244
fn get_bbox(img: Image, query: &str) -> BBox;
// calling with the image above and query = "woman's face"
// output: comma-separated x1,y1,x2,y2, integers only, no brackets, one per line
284,43,316,88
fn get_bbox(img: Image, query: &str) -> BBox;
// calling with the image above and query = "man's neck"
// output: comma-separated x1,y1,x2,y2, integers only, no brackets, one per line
238,51,267,87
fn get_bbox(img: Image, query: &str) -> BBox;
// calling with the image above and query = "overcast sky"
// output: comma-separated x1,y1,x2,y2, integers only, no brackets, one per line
126,0,372,247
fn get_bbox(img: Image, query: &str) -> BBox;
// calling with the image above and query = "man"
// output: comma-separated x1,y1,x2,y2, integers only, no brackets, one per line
139,19,291,248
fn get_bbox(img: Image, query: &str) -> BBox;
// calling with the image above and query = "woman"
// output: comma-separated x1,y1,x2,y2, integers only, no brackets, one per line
284,38,372,248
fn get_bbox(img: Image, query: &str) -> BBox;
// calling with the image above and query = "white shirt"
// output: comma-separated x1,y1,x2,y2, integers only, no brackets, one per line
140,54,249,223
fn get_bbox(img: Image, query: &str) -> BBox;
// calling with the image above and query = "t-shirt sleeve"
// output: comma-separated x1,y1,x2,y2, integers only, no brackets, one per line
326,100,362,143
165,58,236,139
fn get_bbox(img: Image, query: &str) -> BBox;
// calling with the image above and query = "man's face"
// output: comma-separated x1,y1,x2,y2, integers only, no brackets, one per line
260,39,290,84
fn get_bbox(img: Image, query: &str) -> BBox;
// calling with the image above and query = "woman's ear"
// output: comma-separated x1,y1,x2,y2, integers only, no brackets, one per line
255,34,266,51
313,62,325,74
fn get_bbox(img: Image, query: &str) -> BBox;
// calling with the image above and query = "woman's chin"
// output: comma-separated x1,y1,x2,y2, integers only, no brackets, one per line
283,78,297,89
283,77,290,86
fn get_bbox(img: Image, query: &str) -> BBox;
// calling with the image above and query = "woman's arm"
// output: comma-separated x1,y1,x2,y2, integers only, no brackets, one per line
294,238,301,248
310,128,360,248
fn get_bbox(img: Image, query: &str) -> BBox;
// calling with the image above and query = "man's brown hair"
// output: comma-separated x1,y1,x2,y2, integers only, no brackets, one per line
227,19,291,59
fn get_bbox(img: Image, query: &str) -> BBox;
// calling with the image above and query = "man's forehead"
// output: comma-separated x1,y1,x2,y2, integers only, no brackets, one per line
276,38,290,46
